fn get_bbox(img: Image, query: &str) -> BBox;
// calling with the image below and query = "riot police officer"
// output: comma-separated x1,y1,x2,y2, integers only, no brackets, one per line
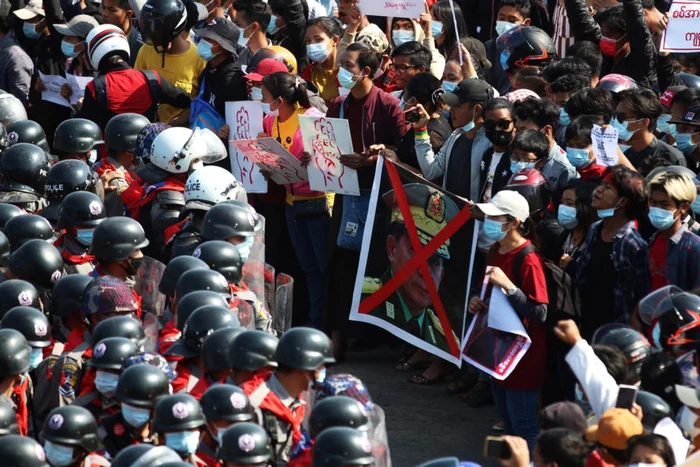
0,329,31,436
0,280,40,318
226,330,278,386
41,406,109,466
3,214,55,251
6,120,50,153
201,200,263,263
8,240,63,291
157,255,209,332
0,434,49,467
198,384,253,463
55,192,105,275
312,427,375,467
152,394,207,462
88,217,149,287
40,160,99,226
190,327,245,399
0,143,49,212
49,275,93,344
0,306,50,372
0,203,23,229
218,422,273,466
111,445,182,467
53,118,104,164
0,401,18,436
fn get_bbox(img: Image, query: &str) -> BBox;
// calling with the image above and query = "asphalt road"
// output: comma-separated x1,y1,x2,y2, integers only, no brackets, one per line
333,347,500,466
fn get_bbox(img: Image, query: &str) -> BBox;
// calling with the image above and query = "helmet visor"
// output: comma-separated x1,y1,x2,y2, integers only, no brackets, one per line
638,285,684,325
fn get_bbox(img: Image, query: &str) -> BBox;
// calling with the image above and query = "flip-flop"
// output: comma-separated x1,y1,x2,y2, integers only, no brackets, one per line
460,381,494,407
395,359,431,372
446,372,478,395
408,373,445,385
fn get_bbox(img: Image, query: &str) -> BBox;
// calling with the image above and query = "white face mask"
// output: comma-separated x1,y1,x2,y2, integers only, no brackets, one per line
88,149,98,165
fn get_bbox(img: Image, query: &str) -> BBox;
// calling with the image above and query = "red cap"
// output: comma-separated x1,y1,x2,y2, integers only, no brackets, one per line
244,58,289,82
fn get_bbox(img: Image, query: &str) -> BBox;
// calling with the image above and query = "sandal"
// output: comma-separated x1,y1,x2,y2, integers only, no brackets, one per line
491,420,505,432
409,372,445,385
446,372,479,395
395,359,431,372
460,380,494,407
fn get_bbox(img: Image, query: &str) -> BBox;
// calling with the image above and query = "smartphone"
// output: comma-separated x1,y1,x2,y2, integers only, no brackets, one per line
616,384,639,409
404,108,421,124
483,436,511,460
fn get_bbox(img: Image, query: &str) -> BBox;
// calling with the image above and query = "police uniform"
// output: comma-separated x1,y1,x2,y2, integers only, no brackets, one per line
360,184,460,355
92,157,131,218
54,235,96,275
100,412,156,457
0,191,47,213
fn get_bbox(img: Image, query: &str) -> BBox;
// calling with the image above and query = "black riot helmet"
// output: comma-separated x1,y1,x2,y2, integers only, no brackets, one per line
57,191,105,230
42,406,100,452
0,329,30,378
89,217,150,262
51,275,93,318
656,292,700,354
592,324,651,384
0,231,9,266
0,125,6,154
175,269,231,304
175,290,229,331
53,118,104,154
202,327,244,373
4,214,55,251
496,25,555,72
105,113,151,153
192,241,243,285
0,435,50,467
152,394,206,433
675,72,700,89
310,396,371,439
6,120,49,153
1,307,50,348
115,363,170,408
0,280,40,318
159,255,209,297
640,352,683,413
89,337,138,371
0,402,18,435
200,384,253,423
312,427,374,467
140,0,188,54
112,445,183,467
0,203,23,228
218,422,272,464
0,143,50,195
635,390,673,430
45,160,95,202
165,305,238,358
228,330,278,372
91,316,147,348
8,240,63,290
275,327,334,371
201,201,262,241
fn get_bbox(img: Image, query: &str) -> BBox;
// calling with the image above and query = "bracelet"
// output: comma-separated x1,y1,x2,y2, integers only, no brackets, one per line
415,128,429,139
415,126,428,133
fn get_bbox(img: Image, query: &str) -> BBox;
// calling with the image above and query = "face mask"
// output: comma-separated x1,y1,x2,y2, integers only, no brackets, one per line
510,161,536,173
483,218,508,241
461,107,477,133
495,21,517,37
75,228,94,247
486,129,514,147
263,99,279,117
238,25,250,48
692,197,700,215
307,41,331,64
656,113,673,134
338,67,359,90
500,49,511,71
44,441,74,467
260,102,271,114
392,30,415,46
650,321,662,348
122,403,151,428
442,80,458,93
626,464,666,467
197,40,219,61
123,256,143,276
676,133,699,154
566,147,591,168
316,367,326,385
61,39,79,58
88,149,98,165
95,370,119,398
600,35,623,57
236,236,254,263
597,199,621,219
267,15,279,35
560,107,570,126
648,206,677,231
431,20,444,39
165,430,201,454
251,86,263,102
29,347,43,370
558,205,579,229
612,117,640,142
399,98,406,111
23,21,42,39
574,384,584,402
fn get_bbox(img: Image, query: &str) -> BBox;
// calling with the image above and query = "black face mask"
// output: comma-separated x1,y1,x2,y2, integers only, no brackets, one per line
485,129,514,147
124,257,143,276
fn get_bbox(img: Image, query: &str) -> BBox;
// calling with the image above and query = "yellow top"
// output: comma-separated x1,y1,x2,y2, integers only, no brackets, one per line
271,106,305,153
134,43,206,123
311,66,339,105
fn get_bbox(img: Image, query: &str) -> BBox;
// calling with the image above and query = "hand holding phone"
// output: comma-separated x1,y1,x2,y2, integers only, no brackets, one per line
616,384,638,410
483,436,511,460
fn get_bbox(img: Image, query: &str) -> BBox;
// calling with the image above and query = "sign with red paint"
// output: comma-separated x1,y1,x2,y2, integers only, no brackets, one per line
660,2,700,53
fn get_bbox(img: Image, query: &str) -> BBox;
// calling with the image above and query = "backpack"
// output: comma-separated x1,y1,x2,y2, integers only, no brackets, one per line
92,70,161,128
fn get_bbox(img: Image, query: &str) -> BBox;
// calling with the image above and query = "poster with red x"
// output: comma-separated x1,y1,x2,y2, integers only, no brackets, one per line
349,158,476,366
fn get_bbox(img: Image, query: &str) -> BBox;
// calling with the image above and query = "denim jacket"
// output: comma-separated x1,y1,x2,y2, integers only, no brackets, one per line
649,224,700,291
575,220,651,323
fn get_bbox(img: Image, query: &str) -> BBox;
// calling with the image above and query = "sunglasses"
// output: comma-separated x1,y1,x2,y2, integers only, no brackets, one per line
483,119,513,131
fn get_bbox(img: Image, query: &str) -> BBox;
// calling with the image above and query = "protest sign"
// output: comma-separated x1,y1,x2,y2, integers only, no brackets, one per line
356,0,422,19
299,115,360,196
225,101,268,193
230,138,308,185
39,72,71,108
350,158,475,366
592,124,620,167
66,74,93,106
660,1,700,53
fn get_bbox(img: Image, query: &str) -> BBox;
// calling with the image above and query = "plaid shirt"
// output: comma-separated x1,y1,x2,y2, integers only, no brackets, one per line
649,223,700,291
575,220,650,324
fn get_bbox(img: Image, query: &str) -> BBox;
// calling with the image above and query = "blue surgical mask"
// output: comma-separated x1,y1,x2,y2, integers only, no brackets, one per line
676,132,699,154
651,321,662,348
510,161,536,173
648,206,677,231
316,367,326,384
656,113,673,134
399,98,405,111
29,347,43,370
495,21,517,37
251,86,263,102
238,25,250,48
597,199,621,219
236,236,254,263
95,370,119,398
627,464,665,467
75,228,94,247
267,15,280,35
692,197,700,215
483,218,507,241
431,20,444,39
260,102,271,114
500,49,511,71
338,67,358,90
392,30,415,47
461,108,477,133
565,147,591,168
197,40,218,61
165,430,201,454
23,21,42,39
557,205,579,229
442,80,458,93
559,107,570,126
574,384,584,402
44,441,74,467
307,41,331,64
61,39,79,58
612,117,640,142
122,402,151,428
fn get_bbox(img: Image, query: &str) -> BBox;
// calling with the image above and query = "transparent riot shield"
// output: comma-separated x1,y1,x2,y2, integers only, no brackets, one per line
264,263,276,317
142,312,159,352
231,296,256,330
241,213,266,307
369,404,392,467
134,256,167,318
274,273,294,335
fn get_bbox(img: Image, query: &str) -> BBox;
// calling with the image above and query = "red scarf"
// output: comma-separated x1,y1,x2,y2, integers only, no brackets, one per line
94,159,134,185
54,234,95,264
13,377,28,435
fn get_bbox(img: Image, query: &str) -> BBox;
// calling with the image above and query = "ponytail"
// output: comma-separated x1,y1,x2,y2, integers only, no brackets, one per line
261,72,311,109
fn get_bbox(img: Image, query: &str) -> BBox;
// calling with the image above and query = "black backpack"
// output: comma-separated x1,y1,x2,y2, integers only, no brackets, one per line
92,70,161,129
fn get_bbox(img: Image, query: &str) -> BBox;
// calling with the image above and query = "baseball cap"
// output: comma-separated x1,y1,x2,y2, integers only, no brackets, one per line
194,17,240,54
669,105,700,126
676,384,700,409
585,408,643,451
244,58,289,82
476,190,530,223
82,276,139,317
440,79,494,107
54,14,99,38
461,37,491,70
540,402,587,434
356,25,389,54
13,0,45,19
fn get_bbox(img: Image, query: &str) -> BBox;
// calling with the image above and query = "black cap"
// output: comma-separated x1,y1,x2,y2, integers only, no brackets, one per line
193,17,239,54
669,105,700,125
440,79,494,107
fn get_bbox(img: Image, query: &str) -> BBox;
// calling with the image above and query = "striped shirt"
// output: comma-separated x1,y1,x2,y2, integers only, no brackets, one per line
553,0,575,57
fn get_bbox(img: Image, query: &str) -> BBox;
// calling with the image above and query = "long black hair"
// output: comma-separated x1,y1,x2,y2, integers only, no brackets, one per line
261,72,311,109
430,0,466,58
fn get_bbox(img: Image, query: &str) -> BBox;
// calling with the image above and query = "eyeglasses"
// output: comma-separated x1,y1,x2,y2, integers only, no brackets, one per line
483,119,513,131
389,64,418,73
614,113,638,122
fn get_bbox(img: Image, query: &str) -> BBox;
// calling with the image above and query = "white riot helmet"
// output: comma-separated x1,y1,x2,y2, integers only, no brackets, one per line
0,93,27,127
150,127,227,175
85,25,130,70
184,166,247,211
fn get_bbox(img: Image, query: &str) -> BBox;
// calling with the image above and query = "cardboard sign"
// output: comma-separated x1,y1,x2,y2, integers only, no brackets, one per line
660,2,700,53
230,138,308,185
225,101,268,193
39,72,92,107
299,115,360,196
591,124,620,167
356,0,422,19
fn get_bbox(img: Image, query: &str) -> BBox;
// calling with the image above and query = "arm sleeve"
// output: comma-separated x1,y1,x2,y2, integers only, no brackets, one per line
159,77,192,109
565,339,619,418
133,47,146,71
423,36,446,79
414,132,451,180
656,53,675,93
76,85,100,123
623,0,657,85
335,31,357,68
6,53,33,106
507,253,549,323
388,100,408,144
631,242,651,323
564,0,602,43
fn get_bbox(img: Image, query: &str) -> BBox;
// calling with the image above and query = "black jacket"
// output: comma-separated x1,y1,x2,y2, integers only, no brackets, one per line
198,57,248,119
478,148,513,202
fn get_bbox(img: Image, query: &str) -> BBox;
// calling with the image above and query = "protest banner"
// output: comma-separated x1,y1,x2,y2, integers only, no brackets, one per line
350,158,475,366
230,137,308,185
356,0,422,19
591,124,620,166
225,101,268,193
660,1,700,53
66,74,93,106
299,115,360,196
39,72,94,108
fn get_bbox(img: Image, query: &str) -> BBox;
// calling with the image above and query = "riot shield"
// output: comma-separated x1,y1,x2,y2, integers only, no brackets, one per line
264,263,275,317
142,312,159,352
369,404,392,467
230,296,256,330
274,273,294,335
241,214,266,308
134,256,167,318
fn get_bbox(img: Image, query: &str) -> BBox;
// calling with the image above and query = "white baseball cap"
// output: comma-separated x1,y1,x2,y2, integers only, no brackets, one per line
676,384,700,409
13,0,45,20
476,190,530,222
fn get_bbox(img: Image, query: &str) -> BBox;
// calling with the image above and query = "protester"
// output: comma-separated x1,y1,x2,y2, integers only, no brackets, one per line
302,17,342,105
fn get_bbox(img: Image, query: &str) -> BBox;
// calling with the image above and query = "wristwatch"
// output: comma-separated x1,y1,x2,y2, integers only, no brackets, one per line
506,287,518,297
